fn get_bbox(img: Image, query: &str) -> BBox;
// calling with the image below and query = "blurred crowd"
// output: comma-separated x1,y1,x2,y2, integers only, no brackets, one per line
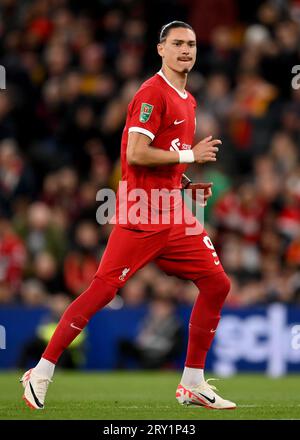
0,0,300,310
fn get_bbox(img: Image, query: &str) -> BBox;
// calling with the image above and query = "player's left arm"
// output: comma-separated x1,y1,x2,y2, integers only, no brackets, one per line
181,174,213,205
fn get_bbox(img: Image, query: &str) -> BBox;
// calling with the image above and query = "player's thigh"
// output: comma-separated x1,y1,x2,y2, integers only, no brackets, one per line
155,226,224,281
96,225,169,287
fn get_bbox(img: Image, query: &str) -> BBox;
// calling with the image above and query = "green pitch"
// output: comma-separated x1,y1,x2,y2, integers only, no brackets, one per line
0,371,299,420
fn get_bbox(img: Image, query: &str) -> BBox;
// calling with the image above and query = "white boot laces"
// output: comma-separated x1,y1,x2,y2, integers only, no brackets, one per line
203,378,220,392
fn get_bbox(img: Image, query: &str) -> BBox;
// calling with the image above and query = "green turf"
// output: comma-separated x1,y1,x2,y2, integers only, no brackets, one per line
0,371,299,420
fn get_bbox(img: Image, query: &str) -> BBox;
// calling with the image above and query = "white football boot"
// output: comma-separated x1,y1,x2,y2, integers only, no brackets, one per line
20,368,52,409
176,379,236,410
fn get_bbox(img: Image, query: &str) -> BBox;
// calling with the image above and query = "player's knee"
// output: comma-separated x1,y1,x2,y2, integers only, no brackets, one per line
212,272,231,302
92,276,117,303
221,272,231,297
195,271,231,301
67,277,118,322
72,315,89,329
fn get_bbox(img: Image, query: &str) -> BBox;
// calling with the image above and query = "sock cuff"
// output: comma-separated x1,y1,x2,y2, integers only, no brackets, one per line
189,321,219,336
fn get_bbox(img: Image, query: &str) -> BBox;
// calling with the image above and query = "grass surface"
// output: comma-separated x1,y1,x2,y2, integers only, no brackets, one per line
0,371,299,420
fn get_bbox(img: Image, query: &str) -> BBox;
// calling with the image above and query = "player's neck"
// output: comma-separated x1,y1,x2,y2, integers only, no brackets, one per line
161,66,187,93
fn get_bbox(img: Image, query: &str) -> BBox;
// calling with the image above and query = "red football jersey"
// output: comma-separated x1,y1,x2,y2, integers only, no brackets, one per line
115,70,197,230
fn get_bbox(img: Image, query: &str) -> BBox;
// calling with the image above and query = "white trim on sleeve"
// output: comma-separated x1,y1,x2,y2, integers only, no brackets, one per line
128,127,155,141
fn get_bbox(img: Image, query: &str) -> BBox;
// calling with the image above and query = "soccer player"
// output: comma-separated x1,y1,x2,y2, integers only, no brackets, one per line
20,21,236,410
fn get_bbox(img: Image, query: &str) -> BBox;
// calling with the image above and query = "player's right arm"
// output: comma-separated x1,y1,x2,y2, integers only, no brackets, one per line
126,85,220,167
127,132,221,167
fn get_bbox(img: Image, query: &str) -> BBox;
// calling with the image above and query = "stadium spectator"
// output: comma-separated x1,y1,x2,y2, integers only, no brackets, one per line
63,220,100,296
116,296,184,369
0,214,27,301
15,202,67,264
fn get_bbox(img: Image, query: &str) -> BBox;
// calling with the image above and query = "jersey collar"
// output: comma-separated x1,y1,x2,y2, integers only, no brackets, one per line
157,70,188,99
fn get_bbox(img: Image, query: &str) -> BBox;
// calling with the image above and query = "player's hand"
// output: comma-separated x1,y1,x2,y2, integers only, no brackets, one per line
192,135,221,163
186,182,213,206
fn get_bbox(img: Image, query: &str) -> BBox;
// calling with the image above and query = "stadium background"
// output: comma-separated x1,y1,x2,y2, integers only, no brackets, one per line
0,0,300,377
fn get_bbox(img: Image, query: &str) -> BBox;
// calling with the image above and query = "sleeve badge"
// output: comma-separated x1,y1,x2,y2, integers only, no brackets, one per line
139,103,154,123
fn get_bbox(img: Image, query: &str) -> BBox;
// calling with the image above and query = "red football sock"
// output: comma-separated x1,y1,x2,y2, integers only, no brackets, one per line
185,271,231,369
42,277,117,364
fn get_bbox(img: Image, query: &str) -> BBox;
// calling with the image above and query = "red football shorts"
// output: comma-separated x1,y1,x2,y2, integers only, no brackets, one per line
96,224,224,288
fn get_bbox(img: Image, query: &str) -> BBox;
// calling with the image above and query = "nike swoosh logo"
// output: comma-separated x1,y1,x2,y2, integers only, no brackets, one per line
199,393,216,404
29,381,44,408
174,119,185,125
70,323,83,331
210,329,216,333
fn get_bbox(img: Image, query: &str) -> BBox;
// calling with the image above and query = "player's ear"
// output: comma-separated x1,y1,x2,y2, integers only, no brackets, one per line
157,43,164,58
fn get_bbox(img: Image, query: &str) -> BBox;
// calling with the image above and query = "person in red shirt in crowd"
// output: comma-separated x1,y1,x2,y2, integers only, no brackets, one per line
0,216,26,301
64,221,100,296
